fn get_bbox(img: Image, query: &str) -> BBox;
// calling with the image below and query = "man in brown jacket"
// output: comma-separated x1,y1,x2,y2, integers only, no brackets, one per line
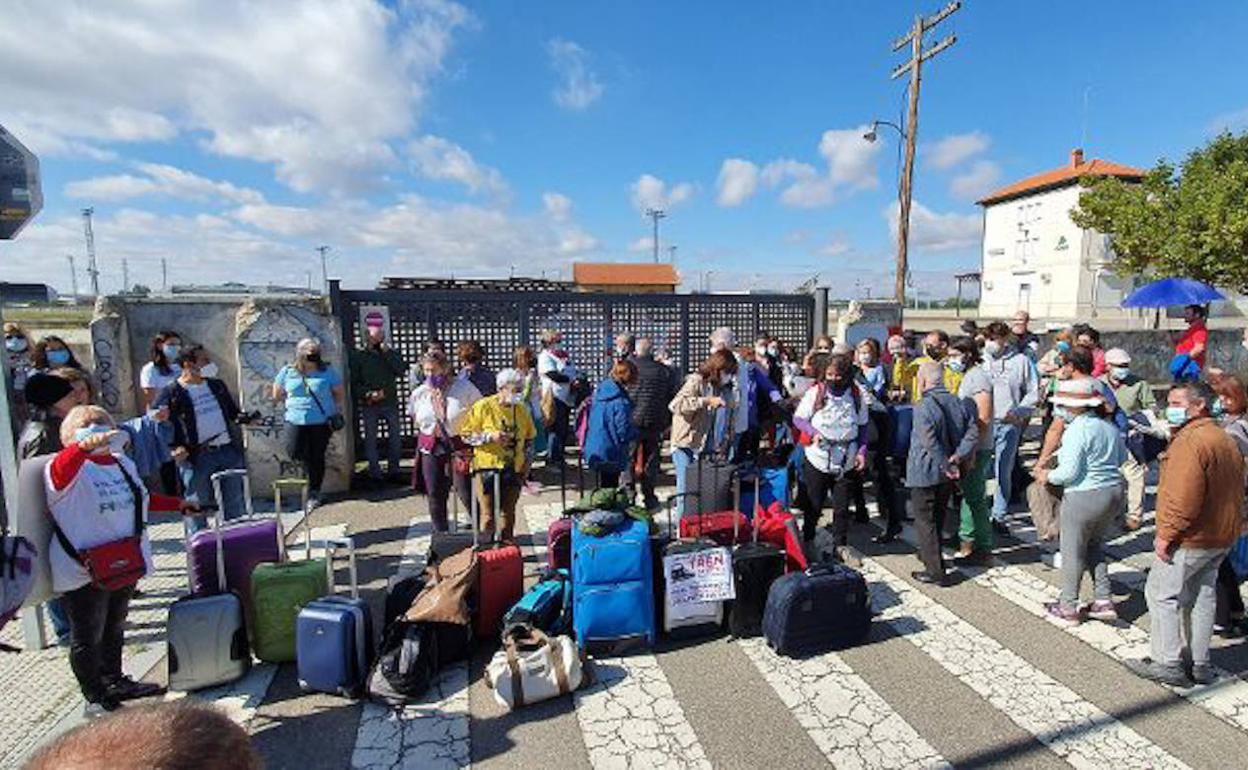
1127,381,1245,687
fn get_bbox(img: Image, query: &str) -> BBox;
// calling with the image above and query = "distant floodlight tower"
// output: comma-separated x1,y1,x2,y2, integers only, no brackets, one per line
82,207,100,297
645,208,666,263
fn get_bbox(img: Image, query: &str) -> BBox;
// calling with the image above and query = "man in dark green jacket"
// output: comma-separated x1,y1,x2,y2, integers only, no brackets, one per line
349,321,406,483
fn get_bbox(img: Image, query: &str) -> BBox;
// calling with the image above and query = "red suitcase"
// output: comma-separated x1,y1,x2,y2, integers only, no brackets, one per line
472,472,523,640
679,510,751,547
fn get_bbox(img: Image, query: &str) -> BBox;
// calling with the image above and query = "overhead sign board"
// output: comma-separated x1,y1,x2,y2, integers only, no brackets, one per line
0,125,42,240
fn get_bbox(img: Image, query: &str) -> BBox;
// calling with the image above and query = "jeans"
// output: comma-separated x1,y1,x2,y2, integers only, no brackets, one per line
1057,485,1123,609
62,583,134,703
624,429,663,508
362,403,402,478
959,449,994,551
672,446,698,517
991,422,1023,520
548,399,571,464
911,483,952,578
802,458,852,544
48,597,71,643
182,443,247,534
1145,546,1228,667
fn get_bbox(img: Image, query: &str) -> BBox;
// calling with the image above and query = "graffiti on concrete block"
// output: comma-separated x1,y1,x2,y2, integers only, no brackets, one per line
91,336,121,412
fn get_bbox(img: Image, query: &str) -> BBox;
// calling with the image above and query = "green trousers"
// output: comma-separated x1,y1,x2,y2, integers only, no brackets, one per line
958,449,995,551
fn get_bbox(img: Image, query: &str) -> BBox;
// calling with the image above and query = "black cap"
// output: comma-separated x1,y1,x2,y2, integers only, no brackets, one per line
25,373,74,409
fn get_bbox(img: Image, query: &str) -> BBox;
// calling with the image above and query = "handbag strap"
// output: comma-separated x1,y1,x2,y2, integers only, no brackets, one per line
50,459,145,566
301,372,332,420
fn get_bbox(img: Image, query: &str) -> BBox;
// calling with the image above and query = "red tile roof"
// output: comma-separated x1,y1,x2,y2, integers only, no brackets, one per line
977,149,1144,206
572,262,679,286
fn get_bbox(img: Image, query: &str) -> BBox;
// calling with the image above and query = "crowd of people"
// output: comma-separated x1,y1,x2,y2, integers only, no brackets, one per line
6,298,1245,719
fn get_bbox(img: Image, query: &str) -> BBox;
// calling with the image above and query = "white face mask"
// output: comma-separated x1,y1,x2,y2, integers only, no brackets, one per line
199,362,219,379
984,340,1002,358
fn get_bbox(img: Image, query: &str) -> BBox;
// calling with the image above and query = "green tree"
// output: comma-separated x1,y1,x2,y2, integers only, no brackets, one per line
1070,131,1248,291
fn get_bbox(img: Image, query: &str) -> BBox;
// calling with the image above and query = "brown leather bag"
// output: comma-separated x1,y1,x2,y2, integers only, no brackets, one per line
404,547,479,625
1027,481,1063,542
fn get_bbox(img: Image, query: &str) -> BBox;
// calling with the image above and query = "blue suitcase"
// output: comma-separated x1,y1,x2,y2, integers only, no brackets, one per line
572,517,655,654
763,562,871,657
297,537,374,698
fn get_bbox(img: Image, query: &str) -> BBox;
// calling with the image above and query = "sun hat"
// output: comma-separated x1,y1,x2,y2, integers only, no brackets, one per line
1051,378,1104,408
1104,348,1131,366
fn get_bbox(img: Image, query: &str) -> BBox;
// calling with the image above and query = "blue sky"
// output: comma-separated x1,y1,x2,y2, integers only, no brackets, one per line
3,0,1246,298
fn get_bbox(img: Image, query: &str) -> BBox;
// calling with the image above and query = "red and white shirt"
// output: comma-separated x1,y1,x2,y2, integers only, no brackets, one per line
44,445,181,593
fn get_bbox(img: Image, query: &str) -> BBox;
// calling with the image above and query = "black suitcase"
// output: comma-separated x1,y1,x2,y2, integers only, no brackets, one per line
727,477,784,638
687,455,736,515
762,562,871,657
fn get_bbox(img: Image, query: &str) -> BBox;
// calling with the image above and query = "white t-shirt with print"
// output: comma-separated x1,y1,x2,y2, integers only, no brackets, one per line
140,361,181,392
796,385,869,474
46,455,154,593
186,382,230,447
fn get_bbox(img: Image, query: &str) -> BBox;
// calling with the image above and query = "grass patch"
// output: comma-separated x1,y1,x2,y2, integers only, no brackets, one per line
2,304,93,328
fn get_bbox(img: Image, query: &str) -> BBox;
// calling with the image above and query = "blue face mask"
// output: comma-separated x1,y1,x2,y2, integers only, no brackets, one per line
47,349,70,366
1110,366,1130,381
1165,406,1190,427
73,424,111,444
1056,341,1072,354
162,343,181,361
946,358,965,374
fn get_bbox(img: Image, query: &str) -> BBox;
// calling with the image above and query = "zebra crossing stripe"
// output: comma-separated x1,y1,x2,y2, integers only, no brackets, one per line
520,501,713,770
351,517,472,770
861,557,1191,768
738,638,949,769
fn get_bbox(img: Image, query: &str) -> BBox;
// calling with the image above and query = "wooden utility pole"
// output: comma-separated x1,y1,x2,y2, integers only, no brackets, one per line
890,1,959,310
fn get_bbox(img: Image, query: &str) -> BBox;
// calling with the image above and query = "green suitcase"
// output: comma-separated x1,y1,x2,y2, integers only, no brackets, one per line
250,558,329,663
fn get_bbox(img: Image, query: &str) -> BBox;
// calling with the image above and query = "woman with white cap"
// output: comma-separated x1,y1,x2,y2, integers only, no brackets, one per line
1034,378,1127,626
1102,347,1156,530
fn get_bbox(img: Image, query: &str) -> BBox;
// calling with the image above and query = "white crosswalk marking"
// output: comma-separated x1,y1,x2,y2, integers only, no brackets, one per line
351,517,471,770
166,663,279,725
519,500,713,770
863,557,1191,768
738,637,948,769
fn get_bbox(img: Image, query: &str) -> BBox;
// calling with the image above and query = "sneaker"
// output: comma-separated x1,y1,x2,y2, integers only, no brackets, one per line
106,676,166,702
1214,623,1246,639
83,699,122,719
1085,600,1119,622
1044,601,1082,627
1190,664,1218,686
1040,551,1063,570
991,519,1011,538
1124,658,1192,687
835,545,864,569
522,480,542,496
306,495,321,513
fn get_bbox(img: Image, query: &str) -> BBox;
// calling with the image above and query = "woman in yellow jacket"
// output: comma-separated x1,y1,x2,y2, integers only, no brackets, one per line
459,368,536,542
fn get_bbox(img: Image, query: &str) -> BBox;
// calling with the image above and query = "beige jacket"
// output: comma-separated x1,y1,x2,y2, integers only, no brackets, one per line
668,373,725,451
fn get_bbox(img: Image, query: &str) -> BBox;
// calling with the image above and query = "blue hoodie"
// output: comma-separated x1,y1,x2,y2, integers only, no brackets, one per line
583,379,640,474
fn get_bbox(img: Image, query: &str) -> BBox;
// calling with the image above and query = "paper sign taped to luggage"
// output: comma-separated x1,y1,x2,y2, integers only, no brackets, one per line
664,547,735,605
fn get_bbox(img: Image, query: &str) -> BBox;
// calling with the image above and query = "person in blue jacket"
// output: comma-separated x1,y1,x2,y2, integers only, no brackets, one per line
583,359,640,488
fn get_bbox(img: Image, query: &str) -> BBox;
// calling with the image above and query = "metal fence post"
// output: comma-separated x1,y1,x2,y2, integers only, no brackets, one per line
813,287,829,343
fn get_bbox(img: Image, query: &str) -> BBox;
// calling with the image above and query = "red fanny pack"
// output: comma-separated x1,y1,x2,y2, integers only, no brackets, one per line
52,462,148,592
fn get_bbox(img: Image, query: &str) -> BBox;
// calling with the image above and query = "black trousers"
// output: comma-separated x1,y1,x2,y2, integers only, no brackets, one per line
911,482,952,578
802,458,852,544
851,411,901,532
286,423,332,494
1216,559,1245,627
63,583,134,703
624,429,663,507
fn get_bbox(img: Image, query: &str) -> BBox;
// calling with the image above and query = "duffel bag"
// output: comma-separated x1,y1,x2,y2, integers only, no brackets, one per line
368,622,439,707
486,625,584,710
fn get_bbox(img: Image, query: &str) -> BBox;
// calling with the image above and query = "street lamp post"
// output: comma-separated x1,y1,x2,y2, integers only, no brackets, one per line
863,119,910,315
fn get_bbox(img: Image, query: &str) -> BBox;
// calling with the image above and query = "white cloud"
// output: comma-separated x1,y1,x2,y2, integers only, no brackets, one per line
66,162,264,205
0,0,474,191
547,38,604,111
760,159,833,208
927,131,991,170
542,192,573,222
407,135,506,196
949,160,1002,201
817,237,851,257
631,174,694,213
885,200,981,253
715,159,759,207
818,127,880,189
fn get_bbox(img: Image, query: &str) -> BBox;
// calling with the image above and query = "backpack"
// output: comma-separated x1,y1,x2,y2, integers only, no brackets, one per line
502,569,571,635
797,382,862,447
368,622,439,706
0,496,37,652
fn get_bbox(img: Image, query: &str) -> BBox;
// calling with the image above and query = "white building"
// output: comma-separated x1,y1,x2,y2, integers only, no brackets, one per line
976,149,1143,321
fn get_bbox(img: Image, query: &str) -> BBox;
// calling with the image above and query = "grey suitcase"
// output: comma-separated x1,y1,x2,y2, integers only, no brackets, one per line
167,512,251,692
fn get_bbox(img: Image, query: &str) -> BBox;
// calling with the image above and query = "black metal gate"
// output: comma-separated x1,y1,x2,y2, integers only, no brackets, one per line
330,281,815,444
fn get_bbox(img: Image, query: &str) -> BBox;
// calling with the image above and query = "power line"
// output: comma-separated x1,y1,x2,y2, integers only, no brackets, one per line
887,1,960,312
82,207,100,297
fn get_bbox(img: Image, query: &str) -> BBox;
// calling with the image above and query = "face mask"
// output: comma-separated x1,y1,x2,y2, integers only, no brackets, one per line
1110,366,1130,381
888,348,903,358
857,352,873,365
755,345,768,358
924,346,943,360
946,358,966,374
74,424,110,444
5,336,27,353
615,347,630,359
199,362,219,379
1212,398,1226,419
428,374,448,389
47,349,71,366
162,344,181,360
1165,406,1190,427
498,391,517,405
1056,341,1071,354
983,341,1002,358
826,377,847,392
305,353,322,364
767,345,779,357
74,424,126,453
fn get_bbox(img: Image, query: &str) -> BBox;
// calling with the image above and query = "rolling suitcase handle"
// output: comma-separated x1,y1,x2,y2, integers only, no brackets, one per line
322,537,360,600
182,499,232,595
273,477,311,560
209,468,285,560
469,468,501,548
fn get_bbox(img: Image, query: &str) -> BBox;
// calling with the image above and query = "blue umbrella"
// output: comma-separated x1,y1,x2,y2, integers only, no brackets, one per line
1121,277,1224,308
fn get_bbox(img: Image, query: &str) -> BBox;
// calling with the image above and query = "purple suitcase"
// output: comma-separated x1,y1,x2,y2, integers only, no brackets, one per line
187,470,284,600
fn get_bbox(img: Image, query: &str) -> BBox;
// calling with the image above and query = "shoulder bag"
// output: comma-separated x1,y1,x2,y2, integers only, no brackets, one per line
303,372,346,432
50,462,148,591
